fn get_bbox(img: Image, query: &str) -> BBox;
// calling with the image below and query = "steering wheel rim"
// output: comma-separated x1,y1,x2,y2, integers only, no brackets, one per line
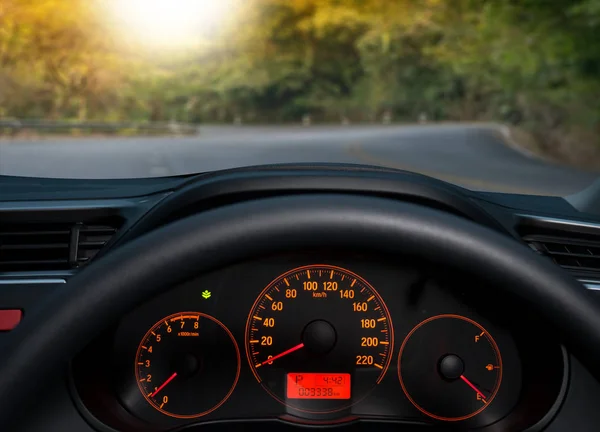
1,194,598,427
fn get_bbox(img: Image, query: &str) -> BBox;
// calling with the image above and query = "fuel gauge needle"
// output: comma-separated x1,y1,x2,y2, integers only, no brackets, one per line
149,372,177,397
460,375,487,402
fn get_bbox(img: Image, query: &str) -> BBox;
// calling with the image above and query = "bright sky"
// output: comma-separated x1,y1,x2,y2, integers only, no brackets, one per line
106,0,235,48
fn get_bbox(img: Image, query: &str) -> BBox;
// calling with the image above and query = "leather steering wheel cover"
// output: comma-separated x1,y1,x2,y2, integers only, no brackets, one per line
0,194,598,425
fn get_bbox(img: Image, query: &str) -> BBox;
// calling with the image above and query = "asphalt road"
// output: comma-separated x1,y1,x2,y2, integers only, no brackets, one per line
0,124,597,195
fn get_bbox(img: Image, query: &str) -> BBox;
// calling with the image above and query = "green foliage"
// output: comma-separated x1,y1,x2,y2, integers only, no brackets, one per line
0,0,598,153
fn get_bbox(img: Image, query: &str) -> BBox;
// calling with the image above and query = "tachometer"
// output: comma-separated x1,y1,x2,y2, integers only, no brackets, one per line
135,312,240,418
245,264,394,414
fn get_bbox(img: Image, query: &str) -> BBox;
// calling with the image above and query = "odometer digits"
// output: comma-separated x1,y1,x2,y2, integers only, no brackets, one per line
287,373,351,399
245,265,394,414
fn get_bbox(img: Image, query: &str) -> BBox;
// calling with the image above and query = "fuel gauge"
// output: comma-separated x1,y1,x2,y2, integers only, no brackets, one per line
397,314,502,422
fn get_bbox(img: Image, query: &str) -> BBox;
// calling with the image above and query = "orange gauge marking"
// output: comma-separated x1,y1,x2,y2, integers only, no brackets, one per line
244,264,394,414
397,314,503,422
135,312,240,419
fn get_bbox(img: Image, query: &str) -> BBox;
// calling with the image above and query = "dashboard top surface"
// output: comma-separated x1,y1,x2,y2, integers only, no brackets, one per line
0,163,582,218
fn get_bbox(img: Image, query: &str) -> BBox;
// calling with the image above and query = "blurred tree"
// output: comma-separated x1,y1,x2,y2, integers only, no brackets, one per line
0,0,597,162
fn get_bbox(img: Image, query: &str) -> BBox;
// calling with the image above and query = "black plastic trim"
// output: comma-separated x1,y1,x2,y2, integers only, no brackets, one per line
524,346,570,432
0,195,168,275
114,167,506,245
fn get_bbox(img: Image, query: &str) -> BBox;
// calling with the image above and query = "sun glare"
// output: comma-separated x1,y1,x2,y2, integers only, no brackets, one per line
108,0,234,47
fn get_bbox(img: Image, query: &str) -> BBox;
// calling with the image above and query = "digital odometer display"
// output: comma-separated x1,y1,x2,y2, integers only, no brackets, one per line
287,373,351,399
245,264,394,414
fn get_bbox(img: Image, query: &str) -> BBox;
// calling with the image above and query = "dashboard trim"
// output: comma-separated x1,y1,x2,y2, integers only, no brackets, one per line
579,281,600,291
516,213,600,292
0,197,155,212
515,213,600,233
523,345,570,432
113,167,507,246
0,278,66,285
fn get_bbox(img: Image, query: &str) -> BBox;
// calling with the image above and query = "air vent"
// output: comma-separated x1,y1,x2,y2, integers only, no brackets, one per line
74,224,119,267
523,234,600,275
0,223,72,271
0,221,120,272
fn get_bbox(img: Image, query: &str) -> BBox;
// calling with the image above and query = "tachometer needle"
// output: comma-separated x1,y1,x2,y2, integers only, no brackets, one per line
149,372,177,397
459,375,486,401
256,343,304,367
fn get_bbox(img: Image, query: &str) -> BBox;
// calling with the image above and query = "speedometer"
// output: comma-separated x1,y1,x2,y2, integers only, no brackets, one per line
245,264,394,414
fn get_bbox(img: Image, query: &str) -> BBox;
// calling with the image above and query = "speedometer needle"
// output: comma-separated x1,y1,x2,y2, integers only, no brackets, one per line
256,343,305,367
149,372,177,397
459,375,486,401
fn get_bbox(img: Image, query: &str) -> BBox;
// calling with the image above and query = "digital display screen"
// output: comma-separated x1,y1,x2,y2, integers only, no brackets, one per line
286,373,351,399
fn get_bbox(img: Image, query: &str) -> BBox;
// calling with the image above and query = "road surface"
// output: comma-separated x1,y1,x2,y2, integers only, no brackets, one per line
0,124,597,195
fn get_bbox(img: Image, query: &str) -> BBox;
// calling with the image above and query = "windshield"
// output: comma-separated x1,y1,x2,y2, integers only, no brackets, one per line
0,0,598,196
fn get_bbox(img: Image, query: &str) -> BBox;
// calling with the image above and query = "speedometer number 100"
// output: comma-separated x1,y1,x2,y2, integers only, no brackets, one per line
245,264,394,413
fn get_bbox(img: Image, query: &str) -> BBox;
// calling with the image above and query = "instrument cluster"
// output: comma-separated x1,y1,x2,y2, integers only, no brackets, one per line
71,255,566,431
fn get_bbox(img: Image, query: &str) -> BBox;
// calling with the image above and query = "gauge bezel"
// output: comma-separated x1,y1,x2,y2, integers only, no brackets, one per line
397,314,503,422
244,264,395,414
134,311,241,419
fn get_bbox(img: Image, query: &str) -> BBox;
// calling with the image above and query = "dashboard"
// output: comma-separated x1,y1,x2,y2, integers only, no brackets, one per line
2,164,600,431
72,255,563,431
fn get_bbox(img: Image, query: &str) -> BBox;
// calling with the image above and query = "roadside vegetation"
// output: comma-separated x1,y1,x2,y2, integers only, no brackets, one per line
0,0,598,165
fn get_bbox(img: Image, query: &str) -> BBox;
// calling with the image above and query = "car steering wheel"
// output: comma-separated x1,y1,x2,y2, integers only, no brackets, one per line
1,195,600,428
